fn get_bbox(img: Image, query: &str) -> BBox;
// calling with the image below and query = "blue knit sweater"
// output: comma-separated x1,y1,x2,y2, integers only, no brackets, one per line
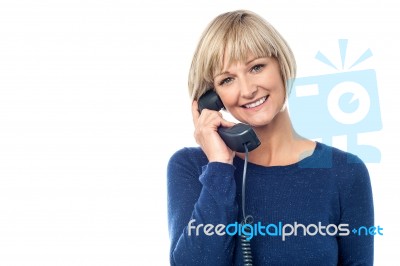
167,142,374,265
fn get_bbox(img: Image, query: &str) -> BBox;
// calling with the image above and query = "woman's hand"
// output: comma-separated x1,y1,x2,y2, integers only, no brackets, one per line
192,100,236,164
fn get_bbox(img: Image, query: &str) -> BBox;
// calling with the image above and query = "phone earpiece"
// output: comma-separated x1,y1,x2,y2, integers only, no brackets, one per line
198,90,261,152
197,90,225,113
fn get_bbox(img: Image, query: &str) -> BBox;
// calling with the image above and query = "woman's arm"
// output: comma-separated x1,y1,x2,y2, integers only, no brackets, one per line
337,157,374,265
167,148,238,266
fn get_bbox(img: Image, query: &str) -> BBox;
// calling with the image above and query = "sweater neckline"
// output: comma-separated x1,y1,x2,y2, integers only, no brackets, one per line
233,141,326,174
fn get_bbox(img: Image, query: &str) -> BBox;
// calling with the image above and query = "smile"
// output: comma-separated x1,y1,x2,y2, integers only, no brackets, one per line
242,96,268,108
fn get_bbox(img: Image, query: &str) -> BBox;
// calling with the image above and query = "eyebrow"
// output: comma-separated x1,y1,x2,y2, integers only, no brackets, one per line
246,57,259,65
213,57,261,78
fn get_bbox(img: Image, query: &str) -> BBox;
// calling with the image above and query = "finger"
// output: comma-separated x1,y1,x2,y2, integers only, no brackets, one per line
219,118,236,128
192,100,200,125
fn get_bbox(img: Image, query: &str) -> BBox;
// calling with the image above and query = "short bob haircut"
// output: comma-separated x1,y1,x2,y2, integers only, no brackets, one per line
188,10,296,101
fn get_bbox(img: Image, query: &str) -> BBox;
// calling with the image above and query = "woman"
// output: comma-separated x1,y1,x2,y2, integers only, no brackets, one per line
167,10,373,265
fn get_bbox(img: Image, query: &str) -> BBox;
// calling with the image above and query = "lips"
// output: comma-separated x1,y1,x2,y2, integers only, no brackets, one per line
242,96,268,108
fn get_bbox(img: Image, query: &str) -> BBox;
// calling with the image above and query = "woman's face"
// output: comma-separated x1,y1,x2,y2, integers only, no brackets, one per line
213,54,286,128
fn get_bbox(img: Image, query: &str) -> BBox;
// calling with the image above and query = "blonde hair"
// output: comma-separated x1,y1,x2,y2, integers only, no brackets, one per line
188,10,296,101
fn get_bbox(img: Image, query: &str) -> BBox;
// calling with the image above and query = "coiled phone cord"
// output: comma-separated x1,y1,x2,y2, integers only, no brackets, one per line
241,143,253,266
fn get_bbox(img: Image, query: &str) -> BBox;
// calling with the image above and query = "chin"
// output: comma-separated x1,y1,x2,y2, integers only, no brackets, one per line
245,118,274,128
232,111,276,127
249,122,271,128
245,115,275,127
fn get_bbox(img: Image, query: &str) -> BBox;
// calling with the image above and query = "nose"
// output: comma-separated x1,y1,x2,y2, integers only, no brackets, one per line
239,78,257,99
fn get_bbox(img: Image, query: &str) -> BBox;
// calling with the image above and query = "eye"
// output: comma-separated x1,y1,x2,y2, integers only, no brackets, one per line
218,77,234,86
251,64,265,73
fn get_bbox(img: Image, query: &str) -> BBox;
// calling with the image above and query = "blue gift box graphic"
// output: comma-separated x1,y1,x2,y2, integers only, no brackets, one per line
288,40,382,163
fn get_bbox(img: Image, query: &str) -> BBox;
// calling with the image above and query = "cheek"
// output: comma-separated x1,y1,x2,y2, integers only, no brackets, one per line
216,89,239,107
220,97,236,112
264,75,286,97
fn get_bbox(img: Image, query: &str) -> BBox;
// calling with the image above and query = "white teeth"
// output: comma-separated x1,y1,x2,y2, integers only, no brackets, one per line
244,96,267,108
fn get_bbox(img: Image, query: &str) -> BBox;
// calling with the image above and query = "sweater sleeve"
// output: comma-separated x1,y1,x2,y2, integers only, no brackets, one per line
167,148,239,266
337,156,374,265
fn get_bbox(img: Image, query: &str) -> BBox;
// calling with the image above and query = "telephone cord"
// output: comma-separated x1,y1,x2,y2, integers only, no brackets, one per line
241,143,253,266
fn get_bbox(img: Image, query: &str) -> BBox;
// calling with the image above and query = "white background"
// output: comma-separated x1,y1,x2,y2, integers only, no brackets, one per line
0,0,398,265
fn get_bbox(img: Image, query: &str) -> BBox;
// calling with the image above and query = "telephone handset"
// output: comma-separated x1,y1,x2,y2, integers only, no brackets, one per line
198,90,261,153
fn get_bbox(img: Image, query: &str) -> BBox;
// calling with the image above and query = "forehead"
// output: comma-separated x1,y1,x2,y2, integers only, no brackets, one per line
220,52,255,71
213,48,273,77
212,42,274,77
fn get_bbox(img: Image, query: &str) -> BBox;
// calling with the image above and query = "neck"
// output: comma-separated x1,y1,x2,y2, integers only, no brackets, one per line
236,108,315,166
